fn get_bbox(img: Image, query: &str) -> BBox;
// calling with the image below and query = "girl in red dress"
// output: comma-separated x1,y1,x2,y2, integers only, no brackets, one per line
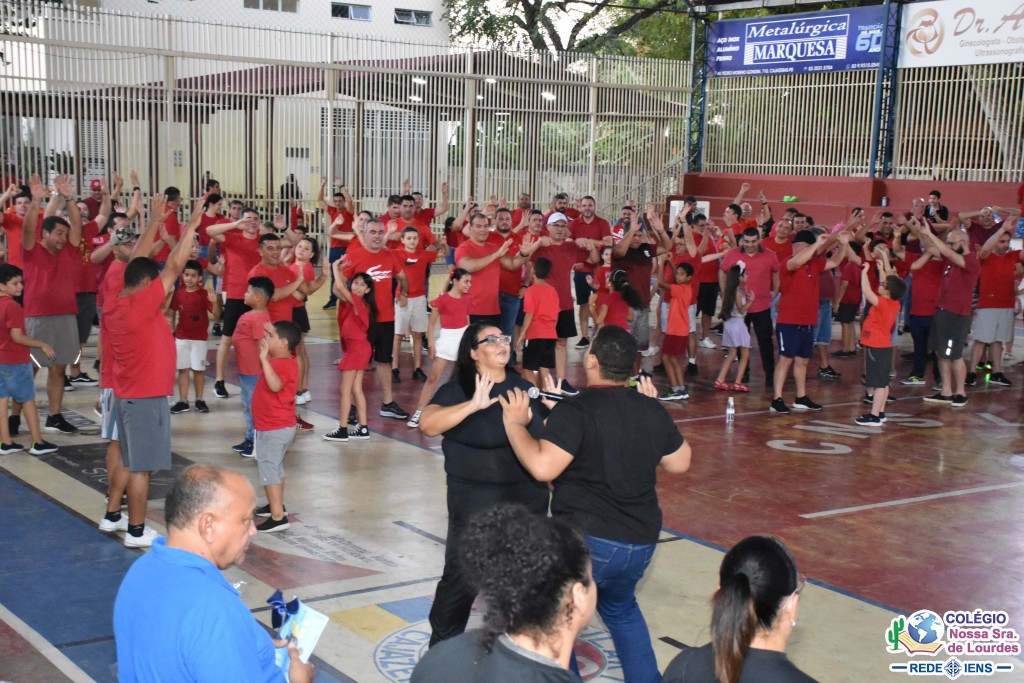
325,264,377,442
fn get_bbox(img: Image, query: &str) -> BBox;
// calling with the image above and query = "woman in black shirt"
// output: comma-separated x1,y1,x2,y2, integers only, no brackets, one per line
419,323,549,647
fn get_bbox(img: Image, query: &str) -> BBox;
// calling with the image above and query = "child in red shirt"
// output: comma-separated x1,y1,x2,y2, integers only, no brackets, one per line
168,260,215,415
856,261,907,426
655,263,693,400
391,227,434,382
253,320,301,533
231,277,274,457
517,257,560,387
325,266,377,443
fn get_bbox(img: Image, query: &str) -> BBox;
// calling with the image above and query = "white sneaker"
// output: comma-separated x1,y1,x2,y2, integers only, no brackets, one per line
98,515,128,533
295,393,309,406
640,345,660,358
299,390,312,403
407,410,422,428
699,337,716,349
124,526,159,548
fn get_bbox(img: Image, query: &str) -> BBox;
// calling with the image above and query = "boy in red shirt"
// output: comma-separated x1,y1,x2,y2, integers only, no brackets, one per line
168,260,215,415
655,262,694,400
516,257,559,388
0,264,58,455
230,277,274,458
856,262,906,427
253,320,301,533
391,227,433,382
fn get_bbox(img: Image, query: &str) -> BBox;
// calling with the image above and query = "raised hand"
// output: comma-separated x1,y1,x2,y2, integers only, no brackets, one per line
469,374,498,412
498,387,532,427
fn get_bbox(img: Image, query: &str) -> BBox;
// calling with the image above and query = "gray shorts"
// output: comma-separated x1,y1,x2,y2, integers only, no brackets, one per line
628,306,651,350
114,396,171,472
27,315,79,367
76,292,97,346
972,308,1014,344
255,426,296,485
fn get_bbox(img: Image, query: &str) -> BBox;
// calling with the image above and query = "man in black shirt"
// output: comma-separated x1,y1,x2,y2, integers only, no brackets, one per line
500,326,691,683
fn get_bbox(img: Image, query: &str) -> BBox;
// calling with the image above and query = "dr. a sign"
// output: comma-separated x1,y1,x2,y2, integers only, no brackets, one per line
708,6,887,77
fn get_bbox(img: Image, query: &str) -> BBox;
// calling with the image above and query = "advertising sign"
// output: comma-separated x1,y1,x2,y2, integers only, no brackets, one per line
708,6,887,77
900,0,1024,68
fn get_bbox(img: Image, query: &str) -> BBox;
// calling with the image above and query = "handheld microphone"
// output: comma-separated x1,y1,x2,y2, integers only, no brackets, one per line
527,386,565,402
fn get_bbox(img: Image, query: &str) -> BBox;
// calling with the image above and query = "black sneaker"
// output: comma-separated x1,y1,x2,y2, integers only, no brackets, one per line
170,401,190,414
391,368,401,384
965,372,977,387
854,414,883,427
44,413,78,434
770,397,790,414
63,376,74,391
194,400,210,413
349,424,370,440
0,442,24,455
214,381,229,398
256,515,290,533
792,396,823,411
93,359,101,372
879,412,888,423
685,362,698,377
422,336,430,352
989,373,1012,387
322,301,337,310
951,394,968,407
817,366,841,379
575,336,590,349
70,372,99,386
255,503,286,517
560,381,580,396
348,407,358,427
6,415,18,437
862,393,874,404
323,427,349,442
412,368,427,381
29,440,58,455
923,393,953,404
212,323,223,337
238,442,254,458
380,401,409,419
232,439,252,453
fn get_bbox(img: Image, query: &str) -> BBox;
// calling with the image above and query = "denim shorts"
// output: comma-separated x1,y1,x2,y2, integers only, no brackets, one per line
0,362,35,403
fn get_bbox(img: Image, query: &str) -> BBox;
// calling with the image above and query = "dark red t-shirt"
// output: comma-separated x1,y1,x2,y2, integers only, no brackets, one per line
22,242,79,317
0,296,30,364
778,256,826,326
106,279,175,398
909,259,943,317
935,253,980,317
567,216,611,273
170,287,212,341
611,244,656,307
533,241,591,311
839,260,863,306
978,251,1020,309
75,221,100,294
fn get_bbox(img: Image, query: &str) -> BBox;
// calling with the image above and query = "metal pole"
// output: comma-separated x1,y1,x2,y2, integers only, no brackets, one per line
867,0,892,179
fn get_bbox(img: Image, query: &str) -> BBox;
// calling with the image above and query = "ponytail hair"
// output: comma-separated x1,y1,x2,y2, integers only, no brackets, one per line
610,269,643,310
721,265,743,319
350,272,378,336
447,267,470,292
711,536,800,683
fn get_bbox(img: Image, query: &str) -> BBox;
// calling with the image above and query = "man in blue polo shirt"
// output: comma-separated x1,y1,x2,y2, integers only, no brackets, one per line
113,465,314,682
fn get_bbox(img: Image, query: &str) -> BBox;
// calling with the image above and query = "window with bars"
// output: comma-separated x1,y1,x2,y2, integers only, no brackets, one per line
243,0,298,12
331,3,371,21
394,9,432,26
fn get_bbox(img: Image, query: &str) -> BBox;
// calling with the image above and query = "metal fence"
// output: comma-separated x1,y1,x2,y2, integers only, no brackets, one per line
0,1,692,230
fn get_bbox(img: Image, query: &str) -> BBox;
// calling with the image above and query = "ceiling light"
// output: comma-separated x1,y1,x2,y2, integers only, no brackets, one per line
541,91,556,101
412,77,427,85
408,95,423,102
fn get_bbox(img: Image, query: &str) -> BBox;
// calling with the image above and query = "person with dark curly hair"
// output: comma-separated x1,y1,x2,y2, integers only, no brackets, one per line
412,504,594,682
500,325,691,683
419,323,550,647
661,536,815,683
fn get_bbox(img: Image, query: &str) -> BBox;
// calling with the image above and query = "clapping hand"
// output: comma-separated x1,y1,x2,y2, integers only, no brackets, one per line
469,374,498,412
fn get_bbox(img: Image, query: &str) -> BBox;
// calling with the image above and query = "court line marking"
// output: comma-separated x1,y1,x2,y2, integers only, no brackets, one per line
393,520,446,545
0,603,95,682
672,400,868,423
801,481,1024,519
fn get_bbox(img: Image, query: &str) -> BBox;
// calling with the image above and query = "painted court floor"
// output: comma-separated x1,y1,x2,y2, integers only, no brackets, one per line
1,283,1023,683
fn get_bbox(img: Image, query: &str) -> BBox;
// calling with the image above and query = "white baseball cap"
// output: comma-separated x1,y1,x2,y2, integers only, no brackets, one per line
547,212,568,225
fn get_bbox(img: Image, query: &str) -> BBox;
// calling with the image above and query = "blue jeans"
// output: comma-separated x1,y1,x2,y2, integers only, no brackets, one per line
325,247,347,305
585,535,659,683
238,374,258,442
498,291,522,338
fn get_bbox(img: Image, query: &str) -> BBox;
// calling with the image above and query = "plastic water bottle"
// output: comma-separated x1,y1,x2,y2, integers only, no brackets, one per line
725,397,735,424
881,196,889,207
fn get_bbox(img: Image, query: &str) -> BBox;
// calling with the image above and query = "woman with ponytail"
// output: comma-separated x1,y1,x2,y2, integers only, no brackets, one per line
412,504,594,682
662,536,816,683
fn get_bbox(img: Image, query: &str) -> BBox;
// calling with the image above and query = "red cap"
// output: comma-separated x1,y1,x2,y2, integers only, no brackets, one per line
90,179,102,190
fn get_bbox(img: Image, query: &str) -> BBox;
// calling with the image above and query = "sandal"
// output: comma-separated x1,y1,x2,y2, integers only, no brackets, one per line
714,380,731,391
732,382,749,392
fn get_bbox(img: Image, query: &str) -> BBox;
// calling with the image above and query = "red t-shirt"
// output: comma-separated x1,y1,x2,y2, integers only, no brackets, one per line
935,253,981,317
326,206,354,249
338,295,370,343
839,260,863,306
388,218,437,248
98,260,127,389
860,297,900,348
978,251,1020,309
253,356,298,431
415,207,437,225
696,235,722,284
75,221,100,294
106,279,175,398
233,309,272,376
497,232,526,296
220,231,262,300
720,248,778,314
612,244,657,307
0,296,30,364
154,212,181,264
522,282,559,339
289,261,315,308
591,265,611,297
248,263,297,323
395,248,433,298
454,237,504,316
778,256,826,326
170,287,212,341
909,259,943,317
666,284,692,335
762,236,794,266
22,242,79,317
432,292,472,330
567,216,611,273
2,214,24,267
543,208,581,223
602,291,631,331
533,241,591,311
341,248,402,323
197,213,229,247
